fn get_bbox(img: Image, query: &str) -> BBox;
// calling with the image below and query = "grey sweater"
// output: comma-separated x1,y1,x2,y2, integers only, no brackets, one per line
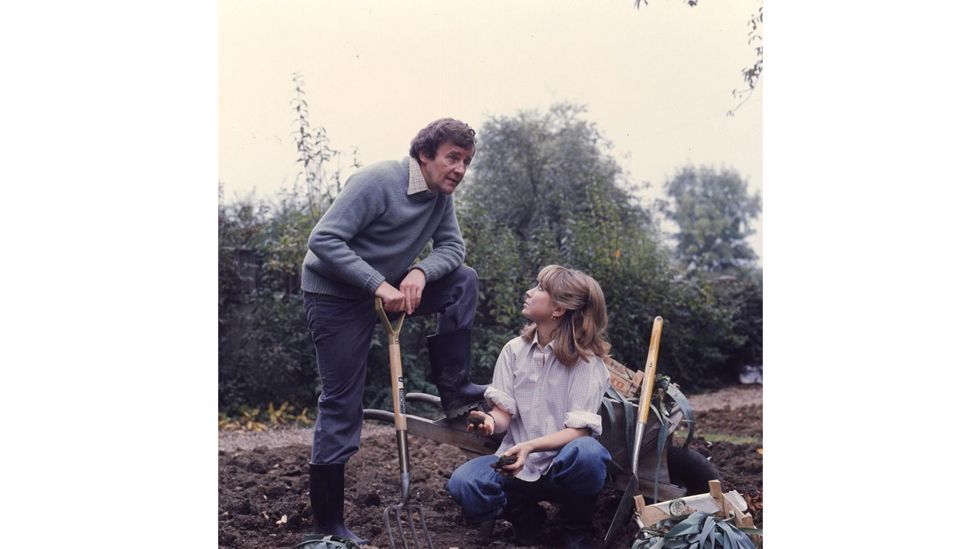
301,158,465,298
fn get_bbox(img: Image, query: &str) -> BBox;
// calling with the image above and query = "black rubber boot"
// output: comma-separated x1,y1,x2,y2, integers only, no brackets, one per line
427,329,486,418
308,463,367,546
503,495,546,547
560,493,599,549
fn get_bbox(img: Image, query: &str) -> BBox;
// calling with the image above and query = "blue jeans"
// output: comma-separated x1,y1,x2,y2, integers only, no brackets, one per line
446,437,611,523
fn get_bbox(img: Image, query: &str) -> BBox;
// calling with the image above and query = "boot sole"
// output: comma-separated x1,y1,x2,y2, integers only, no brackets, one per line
442,400,483,419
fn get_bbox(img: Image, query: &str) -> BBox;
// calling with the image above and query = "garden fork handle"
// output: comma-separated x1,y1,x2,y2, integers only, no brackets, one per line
375,298,407,431
375,298,414,505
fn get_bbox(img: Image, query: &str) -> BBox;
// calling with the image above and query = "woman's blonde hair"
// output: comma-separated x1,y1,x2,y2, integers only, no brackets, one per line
521,265,611,366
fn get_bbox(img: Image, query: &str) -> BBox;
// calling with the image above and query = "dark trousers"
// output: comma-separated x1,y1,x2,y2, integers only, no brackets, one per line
303,265,479,465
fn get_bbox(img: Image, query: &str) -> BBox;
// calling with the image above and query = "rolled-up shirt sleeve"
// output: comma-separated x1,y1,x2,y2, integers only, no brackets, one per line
485,341,518,417
563,356,611,435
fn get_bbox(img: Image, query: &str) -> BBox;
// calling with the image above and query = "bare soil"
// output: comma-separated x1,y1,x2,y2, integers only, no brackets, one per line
218,386,762,548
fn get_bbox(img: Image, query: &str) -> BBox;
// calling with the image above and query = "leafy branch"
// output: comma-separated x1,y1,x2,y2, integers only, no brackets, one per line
728,6,763,116
632,1,763,115
291,72,336,219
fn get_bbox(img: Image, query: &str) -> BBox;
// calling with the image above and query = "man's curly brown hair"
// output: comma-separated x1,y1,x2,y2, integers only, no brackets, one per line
409,118,476,162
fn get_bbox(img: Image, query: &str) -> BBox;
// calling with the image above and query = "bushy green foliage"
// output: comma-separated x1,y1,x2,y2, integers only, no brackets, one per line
218,185,323,411
457,104,756,390
218,103,763,413
218,182,446,414
710,268,763,369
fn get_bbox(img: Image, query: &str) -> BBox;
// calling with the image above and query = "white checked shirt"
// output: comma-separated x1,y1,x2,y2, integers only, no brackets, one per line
407,157,432,196
484,334,610,482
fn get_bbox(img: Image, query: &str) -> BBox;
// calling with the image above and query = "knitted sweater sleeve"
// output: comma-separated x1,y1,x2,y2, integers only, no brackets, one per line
305,174,387,294
413,196,465,283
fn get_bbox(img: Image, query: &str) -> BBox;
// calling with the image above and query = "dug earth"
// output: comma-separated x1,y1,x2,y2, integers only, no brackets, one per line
219,386,762,548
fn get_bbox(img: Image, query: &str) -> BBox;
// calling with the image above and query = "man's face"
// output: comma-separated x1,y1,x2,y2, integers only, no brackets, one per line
418,142,475,195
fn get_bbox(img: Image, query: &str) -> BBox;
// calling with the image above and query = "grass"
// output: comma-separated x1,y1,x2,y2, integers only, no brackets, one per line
674,432,762,446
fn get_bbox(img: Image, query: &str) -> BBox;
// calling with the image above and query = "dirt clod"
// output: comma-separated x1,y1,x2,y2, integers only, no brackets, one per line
491,454,518,474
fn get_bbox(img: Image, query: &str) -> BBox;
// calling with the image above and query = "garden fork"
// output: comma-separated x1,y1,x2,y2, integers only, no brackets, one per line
375,298,434,549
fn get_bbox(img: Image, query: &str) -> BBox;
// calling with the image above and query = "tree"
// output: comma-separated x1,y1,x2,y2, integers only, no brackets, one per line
660,165,761,273
456,105,747,389
457,104,664,321
460,103,652,259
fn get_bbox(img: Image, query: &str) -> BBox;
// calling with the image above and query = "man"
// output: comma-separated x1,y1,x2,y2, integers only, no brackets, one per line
300,118,486,543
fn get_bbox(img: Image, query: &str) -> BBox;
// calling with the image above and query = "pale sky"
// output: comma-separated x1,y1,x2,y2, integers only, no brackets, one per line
219,0,763,260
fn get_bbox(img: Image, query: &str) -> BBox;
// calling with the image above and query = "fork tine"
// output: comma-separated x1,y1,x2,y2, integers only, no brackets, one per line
413,505,434,548
397,506,410,548
405,506,419,547
383,507,397,548
385,506,406,549
382,504,434,549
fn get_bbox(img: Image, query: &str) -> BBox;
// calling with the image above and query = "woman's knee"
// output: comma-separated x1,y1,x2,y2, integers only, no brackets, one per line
447,455,497,499
446,464,474,498
447,456,507,521
553,438,610,491
446,470,466,500
567,437,610,463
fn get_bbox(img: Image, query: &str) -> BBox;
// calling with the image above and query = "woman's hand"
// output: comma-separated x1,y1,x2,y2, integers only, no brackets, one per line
501,443,532,475
466,410,495,436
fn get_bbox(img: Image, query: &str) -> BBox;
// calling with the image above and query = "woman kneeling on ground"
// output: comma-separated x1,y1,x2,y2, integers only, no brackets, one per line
447,265,612,549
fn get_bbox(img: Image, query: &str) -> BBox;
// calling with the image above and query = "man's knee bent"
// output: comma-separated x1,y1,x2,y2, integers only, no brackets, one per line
455,264,479,292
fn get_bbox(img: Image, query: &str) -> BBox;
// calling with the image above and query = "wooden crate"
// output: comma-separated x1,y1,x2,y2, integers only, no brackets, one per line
604,356,644,398
633,480,761,547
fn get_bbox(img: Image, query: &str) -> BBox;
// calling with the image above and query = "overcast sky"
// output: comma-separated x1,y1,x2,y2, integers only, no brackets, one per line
219,0,763,259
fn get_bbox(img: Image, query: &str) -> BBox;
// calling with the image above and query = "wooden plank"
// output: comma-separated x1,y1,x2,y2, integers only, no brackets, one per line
735,512,755,529
634,495,669,523
708,479,723,498
708,480,727,517
728,505,760,548
604,357,643,398
631,370,644,389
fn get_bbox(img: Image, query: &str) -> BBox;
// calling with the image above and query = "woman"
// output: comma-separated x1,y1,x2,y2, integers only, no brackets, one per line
447,265,612,548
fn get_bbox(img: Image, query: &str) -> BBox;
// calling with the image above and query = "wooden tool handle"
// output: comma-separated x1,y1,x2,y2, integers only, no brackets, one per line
388,338,407,431
375,297,407,430
374,297,405,337
636,316,664,425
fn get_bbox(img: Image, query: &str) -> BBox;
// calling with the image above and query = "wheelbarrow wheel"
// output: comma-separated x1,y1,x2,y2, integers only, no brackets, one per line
666,446,720,496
